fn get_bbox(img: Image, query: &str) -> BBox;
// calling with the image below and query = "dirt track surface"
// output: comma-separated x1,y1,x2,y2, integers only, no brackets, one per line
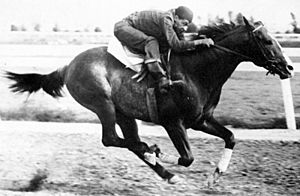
0,121,299,196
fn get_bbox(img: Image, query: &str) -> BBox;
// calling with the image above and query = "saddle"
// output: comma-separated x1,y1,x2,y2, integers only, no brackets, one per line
107,36,170,79
107,36,145,72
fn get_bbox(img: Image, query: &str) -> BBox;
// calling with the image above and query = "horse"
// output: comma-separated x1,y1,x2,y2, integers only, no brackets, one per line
5,17,294,186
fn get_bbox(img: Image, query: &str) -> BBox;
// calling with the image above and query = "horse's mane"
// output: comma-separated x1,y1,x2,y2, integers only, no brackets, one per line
197,22,240,40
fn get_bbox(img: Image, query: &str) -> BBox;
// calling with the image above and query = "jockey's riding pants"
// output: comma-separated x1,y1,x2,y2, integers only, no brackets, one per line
114,20,166,78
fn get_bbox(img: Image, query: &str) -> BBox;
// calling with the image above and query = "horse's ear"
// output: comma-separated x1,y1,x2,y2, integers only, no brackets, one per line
243,16,250,27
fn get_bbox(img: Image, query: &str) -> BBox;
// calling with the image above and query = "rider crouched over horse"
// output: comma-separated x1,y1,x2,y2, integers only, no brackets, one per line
114,6,214,93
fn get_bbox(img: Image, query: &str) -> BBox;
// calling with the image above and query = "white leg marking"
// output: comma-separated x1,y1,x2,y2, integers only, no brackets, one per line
217,148,233,172
168,175,183,184
158,153,179,164
144,152,156,165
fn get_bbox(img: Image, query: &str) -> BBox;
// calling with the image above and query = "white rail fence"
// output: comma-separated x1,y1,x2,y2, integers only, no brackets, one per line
274,33,300,41
0,32,299,45
281,53,296,130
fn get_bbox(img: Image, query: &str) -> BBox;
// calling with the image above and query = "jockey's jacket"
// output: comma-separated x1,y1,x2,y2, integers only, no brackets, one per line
124,9,196,53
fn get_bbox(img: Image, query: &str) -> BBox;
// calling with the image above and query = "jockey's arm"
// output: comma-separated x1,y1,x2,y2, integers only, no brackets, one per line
163,17,214,51
163,16,196,52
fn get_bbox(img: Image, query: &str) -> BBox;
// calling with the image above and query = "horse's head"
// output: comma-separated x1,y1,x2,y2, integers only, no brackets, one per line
200,18,294,79
238,17,294,79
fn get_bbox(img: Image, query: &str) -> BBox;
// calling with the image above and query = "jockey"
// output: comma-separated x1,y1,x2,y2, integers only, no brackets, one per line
114,6,214,93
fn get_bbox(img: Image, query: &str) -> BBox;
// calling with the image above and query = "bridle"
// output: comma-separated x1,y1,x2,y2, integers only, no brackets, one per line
192,24,281,126
213,24,279,75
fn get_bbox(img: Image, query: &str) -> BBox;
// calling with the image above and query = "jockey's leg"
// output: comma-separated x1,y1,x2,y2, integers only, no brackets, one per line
114,20,148,53
144,37,170,93
191,116,236,187
114,21,169,91
144,38,186,93
146,60,170,93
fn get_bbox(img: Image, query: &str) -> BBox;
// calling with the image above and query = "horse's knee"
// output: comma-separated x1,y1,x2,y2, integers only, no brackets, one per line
225,132,236,149
178,155,194,167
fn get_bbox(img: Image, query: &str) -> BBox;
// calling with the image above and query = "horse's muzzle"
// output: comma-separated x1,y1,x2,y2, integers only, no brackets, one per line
280,53,295,79
264,61,294,79
278,64,294,80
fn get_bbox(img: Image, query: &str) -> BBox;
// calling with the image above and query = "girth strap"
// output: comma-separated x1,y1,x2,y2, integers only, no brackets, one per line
146,88,160,123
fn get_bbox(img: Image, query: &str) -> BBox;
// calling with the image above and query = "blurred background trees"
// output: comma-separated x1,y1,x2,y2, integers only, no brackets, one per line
7,11,300,34
290,12,300,33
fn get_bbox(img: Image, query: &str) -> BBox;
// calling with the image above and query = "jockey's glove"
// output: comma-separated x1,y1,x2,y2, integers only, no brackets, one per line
194,38,214,47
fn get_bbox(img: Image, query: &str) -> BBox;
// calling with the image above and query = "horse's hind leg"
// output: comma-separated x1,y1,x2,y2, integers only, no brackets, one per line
116,111,176,183
115,111,140,144
94,99,127,148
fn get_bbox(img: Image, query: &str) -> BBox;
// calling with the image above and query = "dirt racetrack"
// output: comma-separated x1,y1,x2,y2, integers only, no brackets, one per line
0,121,299,196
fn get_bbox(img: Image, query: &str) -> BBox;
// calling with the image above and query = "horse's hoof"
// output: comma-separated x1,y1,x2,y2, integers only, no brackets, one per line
206,174,215,188
206,170,222,188
168,175,183,184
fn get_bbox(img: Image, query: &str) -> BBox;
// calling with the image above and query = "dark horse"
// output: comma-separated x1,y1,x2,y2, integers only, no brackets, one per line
5,17,293,186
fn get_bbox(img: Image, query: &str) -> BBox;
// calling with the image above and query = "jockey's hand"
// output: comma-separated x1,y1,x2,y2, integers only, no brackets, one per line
194,38,214,47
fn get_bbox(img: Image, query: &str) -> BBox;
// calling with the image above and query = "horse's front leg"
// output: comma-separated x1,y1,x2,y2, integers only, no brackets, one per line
192,116,236,187
161,119,194,167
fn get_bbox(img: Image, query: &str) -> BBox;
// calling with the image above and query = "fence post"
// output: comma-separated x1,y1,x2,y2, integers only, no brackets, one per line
281,53,296,130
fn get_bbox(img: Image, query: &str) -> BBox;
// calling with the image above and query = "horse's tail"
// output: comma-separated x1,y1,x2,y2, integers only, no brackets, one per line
5,65,68,98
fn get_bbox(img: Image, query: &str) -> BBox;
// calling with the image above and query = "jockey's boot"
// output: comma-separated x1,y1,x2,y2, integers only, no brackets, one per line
146,61,170,94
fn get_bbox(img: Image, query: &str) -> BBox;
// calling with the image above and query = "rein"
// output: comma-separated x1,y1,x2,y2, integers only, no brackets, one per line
212,44,253,61
192,24,277,125
211,25,278,73
211,26,262,62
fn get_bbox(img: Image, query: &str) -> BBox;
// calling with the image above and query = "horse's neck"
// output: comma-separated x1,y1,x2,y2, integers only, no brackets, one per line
180,47,242,90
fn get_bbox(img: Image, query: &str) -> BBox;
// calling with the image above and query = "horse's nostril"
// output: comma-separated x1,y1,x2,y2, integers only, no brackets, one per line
287,65,294,71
